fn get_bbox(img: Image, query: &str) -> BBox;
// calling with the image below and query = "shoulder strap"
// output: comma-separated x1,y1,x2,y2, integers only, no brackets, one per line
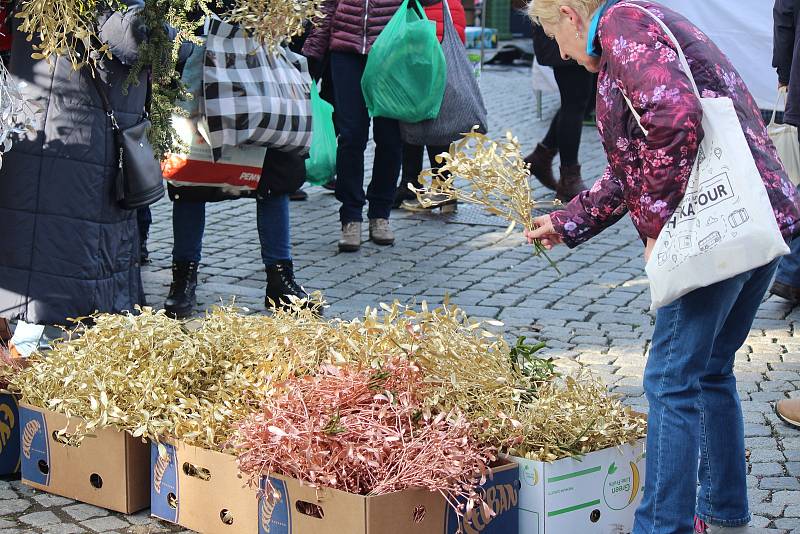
88,72,121,131
616,2,700,98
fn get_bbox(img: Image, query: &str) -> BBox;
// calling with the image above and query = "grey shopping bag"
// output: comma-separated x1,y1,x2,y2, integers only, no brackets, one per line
399,0,488,146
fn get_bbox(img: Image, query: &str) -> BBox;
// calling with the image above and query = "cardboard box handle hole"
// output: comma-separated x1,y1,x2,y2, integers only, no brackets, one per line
296,501,324,519
413,505,426,523
37,460,49,475
168,493,178,509
90,473,103,489
590,509,601,523
220,509,234,525
182,462,212,481
52,431,79,448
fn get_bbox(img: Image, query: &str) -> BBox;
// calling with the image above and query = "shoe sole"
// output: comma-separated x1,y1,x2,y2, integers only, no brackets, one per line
776,404,800,430
371,239,394,246
165,304,194,320
338,243,361,252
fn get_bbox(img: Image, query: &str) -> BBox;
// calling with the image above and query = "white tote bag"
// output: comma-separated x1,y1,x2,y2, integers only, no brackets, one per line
768,88,800,186
620,3,789,311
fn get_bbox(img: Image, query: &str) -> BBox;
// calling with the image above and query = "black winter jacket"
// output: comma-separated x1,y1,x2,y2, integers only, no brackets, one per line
0,1,188,325
774,0,800,126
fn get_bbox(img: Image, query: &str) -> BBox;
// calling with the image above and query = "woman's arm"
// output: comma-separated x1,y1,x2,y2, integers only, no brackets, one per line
601,5,704,241
773,0,796,86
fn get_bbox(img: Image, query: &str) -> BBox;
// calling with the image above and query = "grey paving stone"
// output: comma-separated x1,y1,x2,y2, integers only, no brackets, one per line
18,511,60,527
80,516,130,532
0,499,31,516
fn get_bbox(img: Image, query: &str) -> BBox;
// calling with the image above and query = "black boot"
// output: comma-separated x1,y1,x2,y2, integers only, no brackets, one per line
266,260,310,310
139,234,150,265
164,261,198,319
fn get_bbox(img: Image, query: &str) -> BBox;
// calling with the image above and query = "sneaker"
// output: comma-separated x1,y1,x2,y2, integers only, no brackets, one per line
776,398,800,430
369,218,394,246
338,222,362,252
289,189,308,201
695,517,757,533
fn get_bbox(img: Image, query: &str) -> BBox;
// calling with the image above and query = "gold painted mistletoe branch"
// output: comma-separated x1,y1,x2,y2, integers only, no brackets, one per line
410,129,561,272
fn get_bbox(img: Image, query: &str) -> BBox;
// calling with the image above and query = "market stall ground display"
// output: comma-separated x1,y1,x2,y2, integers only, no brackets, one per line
19,404,150,513
3,303,646,533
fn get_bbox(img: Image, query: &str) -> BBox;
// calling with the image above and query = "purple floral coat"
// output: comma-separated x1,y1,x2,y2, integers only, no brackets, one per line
550,1,800,247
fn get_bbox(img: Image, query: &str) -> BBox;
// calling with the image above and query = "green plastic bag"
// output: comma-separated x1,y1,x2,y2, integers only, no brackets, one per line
361,0,446,122
305,82,337,185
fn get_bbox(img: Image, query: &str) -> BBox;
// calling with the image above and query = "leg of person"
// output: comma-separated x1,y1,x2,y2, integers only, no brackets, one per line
395,143,424,208
771,236,800,302
257,193,311,310
137,207,152,264
553,65,594,202
694,259,780,533
525,110,559,191
166,200,204,318
330,52,371,251
633,265,770,534
366,116,402,245
319,57,337,191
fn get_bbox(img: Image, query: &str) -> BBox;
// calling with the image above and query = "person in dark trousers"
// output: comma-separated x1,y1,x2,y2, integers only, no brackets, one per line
771,0,800,432
393,0,466,212
137,207,152,264
302,0,404,252
525,24,593,202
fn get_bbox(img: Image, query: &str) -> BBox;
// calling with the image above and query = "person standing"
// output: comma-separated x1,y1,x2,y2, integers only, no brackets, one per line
771,0,800,432
302,0,404,252
393,0,467,211
526,1,800,533
524,23,593,202
0,1,191,325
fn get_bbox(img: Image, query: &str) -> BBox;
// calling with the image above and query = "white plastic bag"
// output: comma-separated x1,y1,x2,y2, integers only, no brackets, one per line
768,88,800,186
620,3,790,311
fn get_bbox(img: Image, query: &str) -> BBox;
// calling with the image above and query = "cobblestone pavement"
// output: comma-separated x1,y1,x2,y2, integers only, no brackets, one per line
1,65,798,532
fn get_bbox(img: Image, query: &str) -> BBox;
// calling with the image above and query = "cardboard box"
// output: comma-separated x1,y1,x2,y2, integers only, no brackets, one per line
150,440,263,533
510,439,646,534
19,404,150,513
262,460,519,534
0,394,20,475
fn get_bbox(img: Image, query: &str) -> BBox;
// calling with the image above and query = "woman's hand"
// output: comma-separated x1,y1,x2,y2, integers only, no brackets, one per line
525,215,564,250
644,237,657,262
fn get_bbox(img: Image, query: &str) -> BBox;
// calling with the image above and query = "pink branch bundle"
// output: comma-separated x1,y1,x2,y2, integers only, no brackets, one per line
232,359,496,516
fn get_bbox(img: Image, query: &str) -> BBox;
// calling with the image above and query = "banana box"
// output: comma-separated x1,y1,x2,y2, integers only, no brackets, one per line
0,394,20,475
510,439,645,534
260,460,519,534
150,440,266,533
19,404,150,513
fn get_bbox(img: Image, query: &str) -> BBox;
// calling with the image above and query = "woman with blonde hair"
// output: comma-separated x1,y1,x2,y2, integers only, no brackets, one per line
525,1,800,533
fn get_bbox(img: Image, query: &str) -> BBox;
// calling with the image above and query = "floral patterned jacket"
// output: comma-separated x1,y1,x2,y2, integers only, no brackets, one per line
550,1,800,247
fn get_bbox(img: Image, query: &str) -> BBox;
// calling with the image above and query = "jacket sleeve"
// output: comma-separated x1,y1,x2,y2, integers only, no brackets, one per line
302,0,336,60
550,166,629,248
600,6,703,240
773,0,796,85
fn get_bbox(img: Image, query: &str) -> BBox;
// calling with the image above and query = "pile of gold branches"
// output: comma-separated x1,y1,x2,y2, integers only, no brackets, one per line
10,302,645,460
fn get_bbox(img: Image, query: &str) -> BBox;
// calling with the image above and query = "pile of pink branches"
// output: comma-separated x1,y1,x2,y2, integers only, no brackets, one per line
231,358,496,515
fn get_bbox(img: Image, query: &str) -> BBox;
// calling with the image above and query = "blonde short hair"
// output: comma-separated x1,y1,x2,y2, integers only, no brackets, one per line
527,0,603,26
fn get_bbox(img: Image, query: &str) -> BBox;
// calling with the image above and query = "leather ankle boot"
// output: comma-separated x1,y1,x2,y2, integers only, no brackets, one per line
556,164,588,202
164,261,198,319
266,260,310,310
524,143,558,191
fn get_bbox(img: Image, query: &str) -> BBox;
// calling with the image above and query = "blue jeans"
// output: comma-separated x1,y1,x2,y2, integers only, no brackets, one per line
634,258,780,534
172,195,291,266
775,236,800,287
330,51,402,223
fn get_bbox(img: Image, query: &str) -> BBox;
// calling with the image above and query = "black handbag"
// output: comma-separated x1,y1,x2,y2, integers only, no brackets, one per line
90,73,165,210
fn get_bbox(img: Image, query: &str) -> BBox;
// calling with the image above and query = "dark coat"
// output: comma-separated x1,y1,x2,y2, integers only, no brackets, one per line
0,1,178,325
532,24,575,68
774,0,800,126
302,0,404,59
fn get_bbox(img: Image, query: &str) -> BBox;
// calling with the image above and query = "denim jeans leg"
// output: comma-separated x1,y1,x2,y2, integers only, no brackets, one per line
257,194,292,267
366,116,402,220
775,236,800,287
330,52,370,223
633,269,760,534
695,259,780,527
171,200,205,263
